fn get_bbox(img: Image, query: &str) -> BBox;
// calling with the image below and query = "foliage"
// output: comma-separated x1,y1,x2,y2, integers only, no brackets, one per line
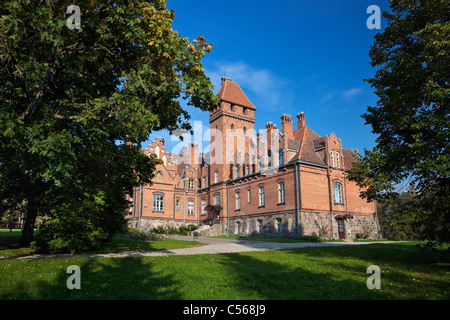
0,0,217,251
376,186,422,241
31,213,108,254
295,235,322,243
123,227,163,241
150,224,198,235
348,0,450,250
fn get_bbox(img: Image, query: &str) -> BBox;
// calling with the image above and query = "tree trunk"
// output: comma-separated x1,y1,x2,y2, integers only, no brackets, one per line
19,205,37,247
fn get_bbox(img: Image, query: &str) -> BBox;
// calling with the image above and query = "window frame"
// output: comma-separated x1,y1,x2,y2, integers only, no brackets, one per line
333,182,343,204
259,186,265,207
278,181,285,204
187,199,194,216
236,192,241,210
152,194,164,212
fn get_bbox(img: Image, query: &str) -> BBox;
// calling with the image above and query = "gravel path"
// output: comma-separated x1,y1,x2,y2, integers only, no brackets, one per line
0,236,399,261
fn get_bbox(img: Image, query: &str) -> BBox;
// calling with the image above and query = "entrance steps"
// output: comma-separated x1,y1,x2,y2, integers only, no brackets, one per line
196,223,226,237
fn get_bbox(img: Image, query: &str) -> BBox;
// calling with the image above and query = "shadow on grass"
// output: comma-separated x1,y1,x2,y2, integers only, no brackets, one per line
213,243,450,300
0,256,182,300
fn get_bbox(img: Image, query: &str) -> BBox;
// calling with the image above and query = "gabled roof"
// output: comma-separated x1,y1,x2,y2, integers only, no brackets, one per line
342,148,358,170
289,126,326,166
217,77,256,110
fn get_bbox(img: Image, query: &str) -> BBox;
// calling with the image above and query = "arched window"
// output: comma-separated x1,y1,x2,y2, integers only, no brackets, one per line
231,124,234,134
214,194,220,205
336,152,340,168
236,192,241,210
333,182,343,204
259,186,265,207
155,145,160,159
201,199,207,215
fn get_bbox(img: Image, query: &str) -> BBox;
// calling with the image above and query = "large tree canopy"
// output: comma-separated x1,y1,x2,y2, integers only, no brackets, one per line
0,0,218,252
349,0,449,249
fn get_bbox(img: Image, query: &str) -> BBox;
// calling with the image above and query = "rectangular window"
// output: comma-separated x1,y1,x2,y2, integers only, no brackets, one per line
188,179,194,189
276,218,282,233
336,152,340,168
176,199,180,211
330,151,335,167
279,150,284,166
202,199,207,215
153,194,164,212
215,171,219,183
188,200,194,215
214,195,220,205
259,186,265,207
278,182,285,204
248,188,251,203
236,192,241,210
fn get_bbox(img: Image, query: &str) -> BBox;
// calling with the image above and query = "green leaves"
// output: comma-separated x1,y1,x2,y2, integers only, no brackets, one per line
1,0,216,250
349,0,450,248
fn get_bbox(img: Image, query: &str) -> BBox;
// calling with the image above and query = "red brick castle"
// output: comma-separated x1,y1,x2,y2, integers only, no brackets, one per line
128,77,380,239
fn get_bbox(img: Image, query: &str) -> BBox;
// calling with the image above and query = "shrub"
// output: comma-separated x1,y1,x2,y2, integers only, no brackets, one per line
32,215,108,254
295,235,322,243
125,227,162,241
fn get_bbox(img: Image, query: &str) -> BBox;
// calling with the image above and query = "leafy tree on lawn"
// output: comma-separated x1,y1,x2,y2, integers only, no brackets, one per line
0,0,218,253
377,185,421,241
348,0,449,251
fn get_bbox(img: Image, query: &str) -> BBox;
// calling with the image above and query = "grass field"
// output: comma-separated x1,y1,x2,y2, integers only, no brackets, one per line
0,239,449,300
0,229,203,257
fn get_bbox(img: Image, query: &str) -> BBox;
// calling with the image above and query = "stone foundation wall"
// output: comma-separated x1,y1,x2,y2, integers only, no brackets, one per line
129,213,380,240
301,211,379,239
128,218,197,232
228,211,299,238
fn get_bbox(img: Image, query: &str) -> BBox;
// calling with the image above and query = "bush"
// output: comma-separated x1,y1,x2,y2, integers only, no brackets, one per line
355,233,369,240
124,227,162,241
32,215,108,254
149,225,198,235
295,235,322,243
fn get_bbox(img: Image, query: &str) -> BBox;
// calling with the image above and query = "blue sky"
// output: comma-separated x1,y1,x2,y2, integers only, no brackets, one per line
144,0,391,155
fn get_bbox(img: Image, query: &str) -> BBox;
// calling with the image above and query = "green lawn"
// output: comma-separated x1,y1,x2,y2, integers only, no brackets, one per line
0,242,448,300
0,229,203,258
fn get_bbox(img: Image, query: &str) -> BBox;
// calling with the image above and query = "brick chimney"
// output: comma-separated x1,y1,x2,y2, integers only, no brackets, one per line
297,112,306,129
280,114,293,138
189,142,199,165
265,122,277,150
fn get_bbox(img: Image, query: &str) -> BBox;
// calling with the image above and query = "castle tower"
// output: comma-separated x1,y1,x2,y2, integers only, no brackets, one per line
209,77,256,182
